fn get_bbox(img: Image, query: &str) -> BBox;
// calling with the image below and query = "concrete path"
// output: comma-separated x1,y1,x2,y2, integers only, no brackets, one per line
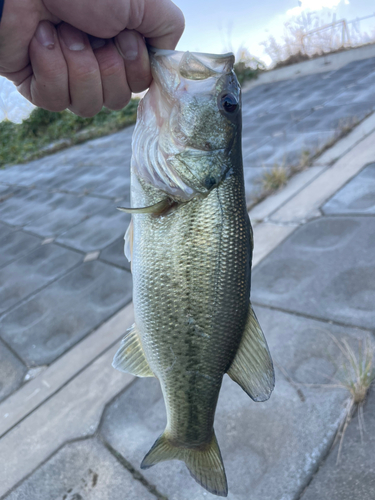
0,50,375,499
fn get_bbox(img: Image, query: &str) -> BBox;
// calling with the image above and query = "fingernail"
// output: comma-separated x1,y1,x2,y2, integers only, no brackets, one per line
89,36,106,50
60,23,85,51
35,21,55,49
116,30,138,61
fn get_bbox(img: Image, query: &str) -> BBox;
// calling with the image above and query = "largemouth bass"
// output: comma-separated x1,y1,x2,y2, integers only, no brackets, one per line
113,47,275,497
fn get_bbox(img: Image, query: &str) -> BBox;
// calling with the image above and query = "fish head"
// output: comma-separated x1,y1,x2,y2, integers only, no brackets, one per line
132,48,242,201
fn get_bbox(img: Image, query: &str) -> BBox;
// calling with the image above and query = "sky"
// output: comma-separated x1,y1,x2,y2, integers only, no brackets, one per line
1,0,375,122
175,0,375,59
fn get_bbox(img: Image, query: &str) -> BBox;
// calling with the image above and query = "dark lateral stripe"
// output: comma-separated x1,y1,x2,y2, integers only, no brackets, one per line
0,0,4,23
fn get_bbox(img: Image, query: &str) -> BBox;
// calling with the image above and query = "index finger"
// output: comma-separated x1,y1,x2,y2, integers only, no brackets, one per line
43,0,184,48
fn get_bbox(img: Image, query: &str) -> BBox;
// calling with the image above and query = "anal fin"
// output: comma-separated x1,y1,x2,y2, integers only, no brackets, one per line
227,305,275,402
112,324,154,378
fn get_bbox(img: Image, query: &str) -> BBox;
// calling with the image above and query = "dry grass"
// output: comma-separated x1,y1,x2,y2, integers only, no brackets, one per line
262,165,288,192
291,333,375,463
261,11,375,68
246,110,371,211
328,334,375,463
276,333,375,464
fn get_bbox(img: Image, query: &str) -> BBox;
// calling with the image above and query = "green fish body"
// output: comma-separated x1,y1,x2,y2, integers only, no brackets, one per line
114,48,274,497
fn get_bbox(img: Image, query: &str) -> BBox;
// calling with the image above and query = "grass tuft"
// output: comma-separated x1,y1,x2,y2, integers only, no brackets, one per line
0,99,139,167
262,165,288,192
328,334,375,463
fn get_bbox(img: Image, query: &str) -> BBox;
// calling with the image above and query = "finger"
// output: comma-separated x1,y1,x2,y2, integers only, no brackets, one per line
1,65,33,87
43,0,184,48
18,21,70,111
90,38,131,110
115,30,152,94
58,22,103,117
0,0,59,75
138,0,185,49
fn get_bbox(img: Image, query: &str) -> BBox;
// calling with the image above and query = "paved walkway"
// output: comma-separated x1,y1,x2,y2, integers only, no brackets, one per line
0,52,375,499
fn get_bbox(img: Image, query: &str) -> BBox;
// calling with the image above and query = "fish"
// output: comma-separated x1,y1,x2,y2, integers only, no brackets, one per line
113,47,275,497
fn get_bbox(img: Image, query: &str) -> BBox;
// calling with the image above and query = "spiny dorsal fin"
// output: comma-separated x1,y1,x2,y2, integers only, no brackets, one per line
117,198,172,215
141,431,228,497
112,324,154,378
227,305,275,402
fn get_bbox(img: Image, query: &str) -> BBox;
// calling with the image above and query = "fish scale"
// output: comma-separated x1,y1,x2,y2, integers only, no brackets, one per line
113,47,275,497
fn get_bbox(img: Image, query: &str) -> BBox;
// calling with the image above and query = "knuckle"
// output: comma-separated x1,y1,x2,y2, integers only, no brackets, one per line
73,64,100,84
99,57,124,79
175,11,186,37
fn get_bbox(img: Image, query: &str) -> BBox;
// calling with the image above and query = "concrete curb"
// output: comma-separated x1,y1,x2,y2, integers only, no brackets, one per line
242,43,375,92
250,114,375,267
0,303,134,438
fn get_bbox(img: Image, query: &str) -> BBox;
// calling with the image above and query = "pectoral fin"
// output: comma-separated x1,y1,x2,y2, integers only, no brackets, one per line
227,305,275,402
124,218,133,264
112,324,154,378
117,198,173,215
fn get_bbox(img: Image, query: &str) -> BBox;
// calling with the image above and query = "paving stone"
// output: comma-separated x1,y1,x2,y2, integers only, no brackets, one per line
289,103,373,134
302,385,375,500
0,189,62,226
244,131,334,168
0,184,20,202
25,194,110,238
99,306,365,500
0,243,82,315
0,345,133,496
100,235,130,271
56,204,130,253
0,231,41,269
54,166,120,194
0,260,132,366
0,338,26,403
0,165,38,186
31,165,85,190
249,166,326,222
252,216,375,330
4,437,155,500
243,166,275,200
0,221,15,240
91,173,131,200
322,163,375,215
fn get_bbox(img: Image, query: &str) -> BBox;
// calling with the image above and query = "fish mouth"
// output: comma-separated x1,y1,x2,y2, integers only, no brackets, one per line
148,46,234,61
148,46,235,80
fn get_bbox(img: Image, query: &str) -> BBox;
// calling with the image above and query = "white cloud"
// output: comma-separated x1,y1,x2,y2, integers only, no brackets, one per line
287,0,349,17
0,77,34,123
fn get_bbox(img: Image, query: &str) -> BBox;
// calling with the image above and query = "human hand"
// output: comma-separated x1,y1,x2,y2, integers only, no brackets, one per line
0,0,184,116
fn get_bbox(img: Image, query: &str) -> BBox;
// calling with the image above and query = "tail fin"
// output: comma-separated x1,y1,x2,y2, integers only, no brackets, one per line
140,431,228,497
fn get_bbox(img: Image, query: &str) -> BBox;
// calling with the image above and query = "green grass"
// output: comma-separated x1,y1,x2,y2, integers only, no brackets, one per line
0,99,139,167
234,59,264,85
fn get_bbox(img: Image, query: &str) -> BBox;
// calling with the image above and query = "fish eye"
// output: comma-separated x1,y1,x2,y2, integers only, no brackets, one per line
219,93,239,113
